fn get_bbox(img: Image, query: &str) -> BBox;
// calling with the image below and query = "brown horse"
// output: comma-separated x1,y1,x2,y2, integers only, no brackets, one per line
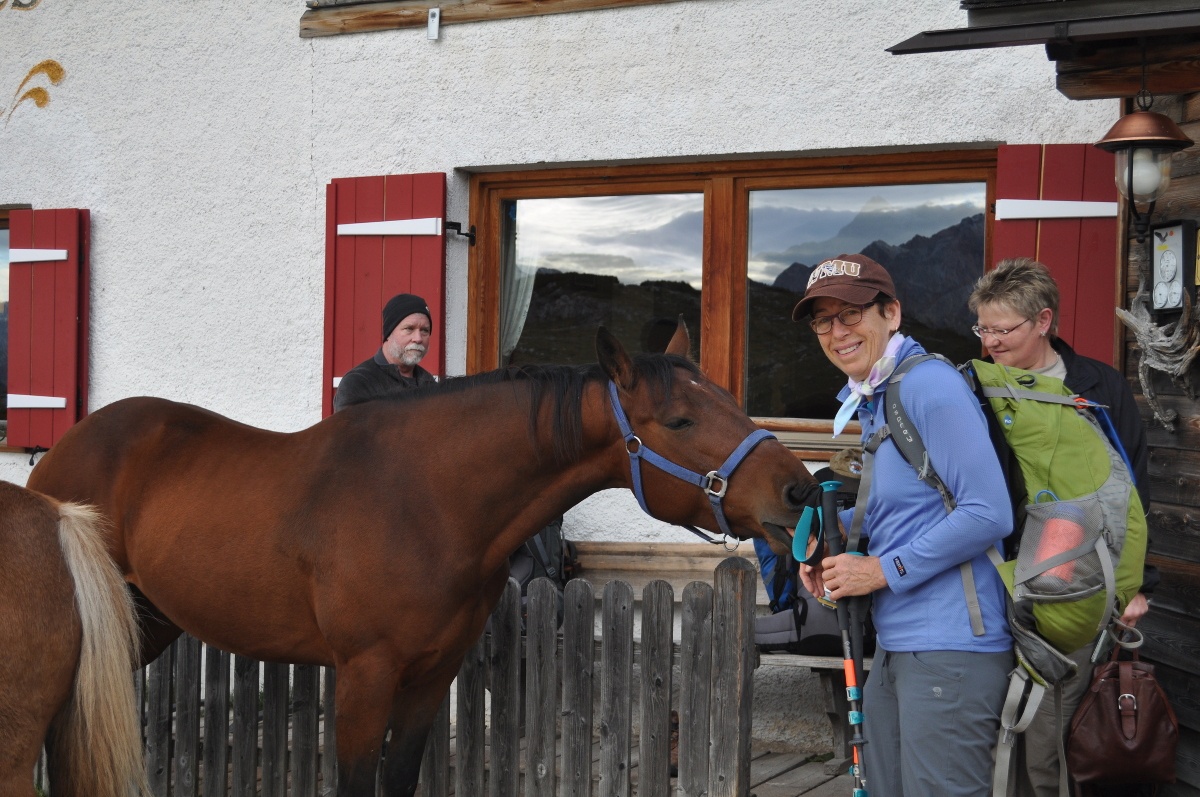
28,324,817,797
0,481,145,797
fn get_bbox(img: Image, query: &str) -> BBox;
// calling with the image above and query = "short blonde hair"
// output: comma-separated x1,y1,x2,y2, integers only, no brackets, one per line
968,257,1060,336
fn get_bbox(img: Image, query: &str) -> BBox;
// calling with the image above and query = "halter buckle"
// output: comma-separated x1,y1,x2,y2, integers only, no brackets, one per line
704,471,728,498
625,435,643,455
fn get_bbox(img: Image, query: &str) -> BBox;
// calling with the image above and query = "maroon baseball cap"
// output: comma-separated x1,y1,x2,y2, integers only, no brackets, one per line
790,253,897,321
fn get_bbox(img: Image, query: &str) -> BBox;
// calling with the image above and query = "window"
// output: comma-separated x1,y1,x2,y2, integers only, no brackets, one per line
500,194,704,366
745,183,987,419
468,151,997,456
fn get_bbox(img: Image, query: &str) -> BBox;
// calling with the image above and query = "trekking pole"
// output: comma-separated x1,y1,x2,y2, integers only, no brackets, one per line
821,480,868,797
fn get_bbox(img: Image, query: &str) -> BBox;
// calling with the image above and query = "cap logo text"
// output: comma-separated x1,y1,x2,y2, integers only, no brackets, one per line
807,259,862,289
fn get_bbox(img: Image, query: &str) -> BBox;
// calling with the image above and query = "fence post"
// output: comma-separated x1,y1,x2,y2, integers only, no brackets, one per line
708,557,756,797
456,635,487,796
202,647,231,797
599,579,634,797
560,579,595,797
231,656,260,797
639,580,675,797
261,662,290,797
678,581,714,797
321,668,338,797
488,579,522,797
175,635,203,797
417,693,450,797
293,664,321,797
525,578,561,797
146,641,176,797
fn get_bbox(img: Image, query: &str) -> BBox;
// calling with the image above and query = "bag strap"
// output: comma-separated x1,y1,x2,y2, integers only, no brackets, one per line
992,666,1049,797
872,353,986,636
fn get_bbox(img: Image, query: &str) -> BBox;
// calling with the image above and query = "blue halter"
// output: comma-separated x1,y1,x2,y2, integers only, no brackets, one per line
607,380,777,546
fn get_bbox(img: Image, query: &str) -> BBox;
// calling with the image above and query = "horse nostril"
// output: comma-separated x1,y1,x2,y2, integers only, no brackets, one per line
785,481,816,510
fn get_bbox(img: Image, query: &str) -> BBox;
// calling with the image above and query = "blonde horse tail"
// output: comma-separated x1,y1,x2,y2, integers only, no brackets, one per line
46,501,148,797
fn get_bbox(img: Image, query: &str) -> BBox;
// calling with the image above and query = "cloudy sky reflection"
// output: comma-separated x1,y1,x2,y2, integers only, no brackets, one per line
513,183,986,289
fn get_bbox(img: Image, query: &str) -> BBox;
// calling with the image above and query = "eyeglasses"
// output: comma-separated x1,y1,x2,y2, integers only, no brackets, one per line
971,318,1031,339
809,304,873,335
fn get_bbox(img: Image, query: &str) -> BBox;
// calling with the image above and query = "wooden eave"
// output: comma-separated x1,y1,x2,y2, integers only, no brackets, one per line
889,8,1200,101
300,0,690,38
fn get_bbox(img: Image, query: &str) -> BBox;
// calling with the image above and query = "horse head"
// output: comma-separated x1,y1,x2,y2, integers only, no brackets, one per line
596,320,818,554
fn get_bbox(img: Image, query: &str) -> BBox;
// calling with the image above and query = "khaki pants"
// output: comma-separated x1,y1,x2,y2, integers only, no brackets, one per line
1014,646,1093,797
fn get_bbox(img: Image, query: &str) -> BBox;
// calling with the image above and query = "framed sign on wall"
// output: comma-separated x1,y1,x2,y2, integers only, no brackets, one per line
1149,220,1197,318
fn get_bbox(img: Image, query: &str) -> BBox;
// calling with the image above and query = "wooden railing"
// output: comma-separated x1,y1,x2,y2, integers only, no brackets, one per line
61,557,757,797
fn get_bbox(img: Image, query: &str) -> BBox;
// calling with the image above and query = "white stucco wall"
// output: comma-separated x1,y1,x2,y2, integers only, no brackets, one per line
1,0,1114,492
0,0,1118,754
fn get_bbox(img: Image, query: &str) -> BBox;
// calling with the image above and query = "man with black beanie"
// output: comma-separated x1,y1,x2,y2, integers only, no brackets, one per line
333,293,436,411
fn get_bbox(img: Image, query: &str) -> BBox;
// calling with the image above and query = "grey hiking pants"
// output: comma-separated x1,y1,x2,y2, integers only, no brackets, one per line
862,648,1013,797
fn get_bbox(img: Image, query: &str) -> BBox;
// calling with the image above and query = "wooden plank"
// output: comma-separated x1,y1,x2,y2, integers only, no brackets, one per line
456,636,486,797
708,558,756,797
559,579,595,797
1174,725,1200,791
747,751,812,788
231,656,259,797
322,667,338,797
678,582,713,797
599,580,634,797
175,635,203,797
1154,661,1200,732
262,662,290,797
638,581,674,797
146,643,175,797
1137,610,1200,679
1056,51,1200,101
1150,501,1200,563
749,760,837,797
524,579,559,797
1147,449,1200,507
419,693,450,797
993,144,1043,265
202,647,231,797
293,664,321,797
300,0,690,38
488,580,522,797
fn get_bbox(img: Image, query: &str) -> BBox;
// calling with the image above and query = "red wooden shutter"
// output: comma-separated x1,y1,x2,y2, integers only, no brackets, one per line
7,208,90,449
322,173,447,416
993,144,1119,365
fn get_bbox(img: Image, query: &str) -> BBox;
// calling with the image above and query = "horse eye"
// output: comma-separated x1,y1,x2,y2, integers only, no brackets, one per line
665,417,693,431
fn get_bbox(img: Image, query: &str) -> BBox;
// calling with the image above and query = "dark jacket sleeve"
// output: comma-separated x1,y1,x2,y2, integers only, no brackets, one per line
333,365,372,412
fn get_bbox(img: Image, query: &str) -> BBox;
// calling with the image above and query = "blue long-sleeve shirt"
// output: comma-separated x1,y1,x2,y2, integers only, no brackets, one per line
839,337,1013,653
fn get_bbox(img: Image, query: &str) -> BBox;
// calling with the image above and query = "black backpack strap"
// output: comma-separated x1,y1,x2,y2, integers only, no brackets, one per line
528,528,559,580
859,353,989,638
883,353,956,513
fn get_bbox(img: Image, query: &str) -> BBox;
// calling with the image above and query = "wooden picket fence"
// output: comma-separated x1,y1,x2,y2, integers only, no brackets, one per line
38,557,757,797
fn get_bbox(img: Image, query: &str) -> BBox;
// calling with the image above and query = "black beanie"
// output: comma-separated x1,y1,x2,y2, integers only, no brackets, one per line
382,293,432,340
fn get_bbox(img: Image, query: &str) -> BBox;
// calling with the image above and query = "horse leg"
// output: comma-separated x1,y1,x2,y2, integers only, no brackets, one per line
129,584,184,666
380,675,458,797
334,654,403,797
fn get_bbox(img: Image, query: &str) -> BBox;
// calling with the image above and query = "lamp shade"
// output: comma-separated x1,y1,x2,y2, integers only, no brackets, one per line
1094,109,1193,155
1095,110,1193,203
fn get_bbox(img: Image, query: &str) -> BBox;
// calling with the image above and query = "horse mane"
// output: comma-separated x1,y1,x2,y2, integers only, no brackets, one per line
381,354,701,464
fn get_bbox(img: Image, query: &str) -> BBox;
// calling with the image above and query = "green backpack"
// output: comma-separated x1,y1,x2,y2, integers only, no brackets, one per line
874,355,1147,796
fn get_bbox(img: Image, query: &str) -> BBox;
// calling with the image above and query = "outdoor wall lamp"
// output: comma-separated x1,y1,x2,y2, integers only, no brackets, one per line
1094,91,1192,243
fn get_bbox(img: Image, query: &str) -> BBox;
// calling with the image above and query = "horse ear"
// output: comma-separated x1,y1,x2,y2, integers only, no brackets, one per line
664,316,691,359
596,326,635,389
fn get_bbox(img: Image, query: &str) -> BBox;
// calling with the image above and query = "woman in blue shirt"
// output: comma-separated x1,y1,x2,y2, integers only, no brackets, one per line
794,254,1014,797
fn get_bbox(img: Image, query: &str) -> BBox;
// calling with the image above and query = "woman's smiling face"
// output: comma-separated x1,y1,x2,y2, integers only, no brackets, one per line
810,296,900,382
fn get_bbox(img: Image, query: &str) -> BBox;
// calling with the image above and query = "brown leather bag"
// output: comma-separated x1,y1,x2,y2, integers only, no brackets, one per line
1066,644,1179,787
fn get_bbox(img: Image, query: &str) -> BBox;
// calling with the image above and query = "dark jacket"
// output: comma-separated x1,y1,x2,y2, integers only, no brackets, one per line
333,349,436,412
1053,336,1158,592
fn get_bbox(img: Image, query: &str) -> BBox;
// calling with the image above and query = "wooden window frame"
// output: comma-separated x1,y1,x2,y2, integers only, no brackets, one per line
466,150,997,455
